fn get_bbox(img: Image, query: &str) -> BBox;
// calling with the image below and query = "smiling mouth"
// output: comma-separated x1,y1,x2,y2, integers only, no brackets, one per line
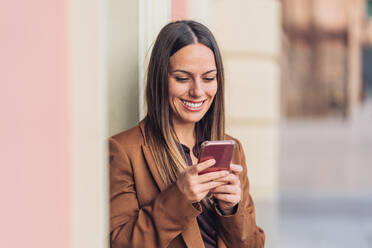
181,99,206,110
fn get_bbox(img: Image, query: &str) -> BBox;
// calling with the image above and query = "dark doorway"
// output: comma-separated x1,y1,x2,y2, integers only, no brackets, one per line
362,46,372,98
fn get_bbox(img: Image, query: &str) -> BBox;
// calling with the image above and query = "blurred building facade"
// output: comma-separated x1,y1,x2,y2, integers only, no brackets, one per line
281,0,372,118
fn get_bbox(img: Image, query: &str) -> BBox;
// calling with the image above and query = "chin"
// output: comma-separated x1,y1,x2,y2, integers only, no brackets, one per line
180,113,205,124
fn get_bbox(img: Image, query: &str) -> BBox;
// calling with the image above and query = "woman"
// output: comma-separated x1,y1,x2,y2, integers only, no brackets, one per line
109,20,265,248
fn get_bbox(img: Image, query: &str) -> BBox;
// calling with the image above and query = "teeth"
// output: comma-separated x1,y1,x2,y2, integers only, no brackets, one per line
182,100,203,108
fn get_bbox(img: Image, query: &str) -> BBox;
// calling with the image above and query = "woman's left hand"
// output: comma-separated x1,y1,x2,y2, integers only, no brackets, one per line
211,164,243,215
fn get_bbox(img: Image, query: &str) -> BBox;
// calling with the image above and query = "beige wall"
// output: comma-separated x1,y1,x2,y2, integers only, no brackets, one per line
107,0,170,136
107,1,139,136
69,0,108,247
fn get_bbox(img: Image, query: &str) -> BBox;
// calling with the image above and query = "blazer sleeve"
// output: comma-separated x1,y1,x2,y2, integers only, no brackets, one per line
214,139,266,248
109,138,201,248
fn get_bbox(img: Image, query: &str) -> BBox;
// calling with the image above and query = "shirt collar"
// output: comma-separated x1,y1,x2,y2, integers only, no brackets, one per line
177,124,207,159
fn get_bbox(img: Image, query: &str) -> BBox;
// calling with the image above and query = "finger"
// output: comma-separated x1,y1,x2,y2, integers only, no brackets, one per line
191,187,221,202
213,193,241,203
194,159,216,173
197,170,229,184
230,164,243,174
211,185,241,195
215,174,240,185
197,180,228,192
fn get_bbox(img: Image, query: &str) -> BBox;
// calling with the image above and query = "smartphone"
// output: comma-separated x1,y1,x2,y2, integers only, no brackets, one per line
198,140,236,175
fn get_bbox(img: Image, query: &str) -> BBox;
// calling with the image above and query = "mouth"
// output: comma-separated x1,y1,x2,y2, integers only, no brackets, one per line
181,99,206,111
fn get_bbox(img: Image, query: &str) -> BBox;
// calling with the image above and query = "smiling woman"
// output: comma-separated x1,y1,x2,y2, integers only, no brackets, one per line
109,20,265,248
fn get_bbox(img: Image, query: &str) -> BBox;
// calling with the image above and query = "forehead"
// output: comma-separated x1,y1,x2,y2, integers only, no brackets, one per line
169,43,216,72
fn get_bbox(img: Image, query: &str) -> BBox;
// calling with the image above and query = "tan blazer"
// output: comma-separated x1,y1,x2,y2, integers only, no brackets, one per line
109,121,265,248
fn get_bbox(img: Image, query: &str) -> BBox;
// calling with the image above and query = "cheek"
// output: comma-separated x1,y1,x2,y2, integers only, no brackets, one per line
168,94,179,116
168,82,183,109
206,82,218,98
168,80,186,98
168,87,178,106
168,92,178,109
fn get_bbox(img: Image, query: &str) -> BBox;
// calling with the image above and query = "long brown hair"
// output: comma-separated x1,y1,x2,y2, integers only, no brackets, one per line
145,20,225,186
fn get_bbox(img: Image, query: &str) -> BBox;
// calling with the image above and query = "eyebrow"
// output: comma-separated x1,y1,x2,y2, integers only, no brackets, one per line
171,69,217,75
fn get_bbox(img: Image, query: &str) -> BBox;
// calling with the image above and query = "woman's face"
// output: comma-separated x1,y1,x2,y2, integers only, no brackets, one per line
168,43,218,126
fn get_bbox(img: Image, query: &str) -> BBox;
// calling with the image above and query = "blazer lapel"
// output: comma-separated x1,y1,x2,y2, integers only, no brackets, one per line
139,120,166,191
181,218,205,248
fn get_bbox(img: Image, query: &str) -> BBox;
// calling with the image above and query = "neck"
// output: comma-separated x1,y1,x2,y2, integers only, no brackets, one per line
172,120,196,148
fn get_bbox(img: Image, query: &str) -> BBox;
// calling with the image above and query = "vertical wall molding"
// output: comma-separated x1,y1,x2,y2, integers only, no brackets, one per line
138,0,171,119
68,0,108,247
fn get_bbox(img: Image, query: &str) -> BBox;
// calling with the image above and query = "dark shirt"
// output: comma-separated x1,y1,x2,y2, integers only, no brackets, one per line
179,143,218,248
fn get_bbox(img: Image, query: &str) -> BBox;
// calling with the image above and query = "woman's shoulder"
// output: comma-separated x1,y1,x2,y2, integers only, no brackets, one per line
109,122,145,148
224,133,245,158
224,133,242,146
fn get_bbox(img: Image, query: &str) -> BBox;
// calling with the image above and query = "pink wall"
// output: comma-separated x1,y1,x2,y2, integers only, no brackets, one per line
0,1,70,247
171,0,188,21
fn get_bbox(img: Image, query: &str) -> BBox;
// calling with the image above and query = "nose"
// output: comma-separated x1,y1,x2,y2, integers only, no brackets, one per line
189,77,204,98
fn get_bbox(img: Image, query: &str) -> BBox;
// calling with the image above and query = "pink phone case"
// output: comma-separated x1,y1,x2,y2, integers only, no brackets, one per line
198,140,236,175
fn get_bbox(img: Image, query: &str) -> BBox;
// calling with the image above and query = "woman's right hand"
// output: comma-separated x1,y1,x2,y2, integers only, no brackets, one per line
176,159,229,203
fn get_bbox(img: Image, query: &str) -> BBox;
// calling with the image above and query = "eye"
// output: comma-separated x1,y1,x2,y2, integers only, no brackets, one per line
175,76,189,82
203,77,216,82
